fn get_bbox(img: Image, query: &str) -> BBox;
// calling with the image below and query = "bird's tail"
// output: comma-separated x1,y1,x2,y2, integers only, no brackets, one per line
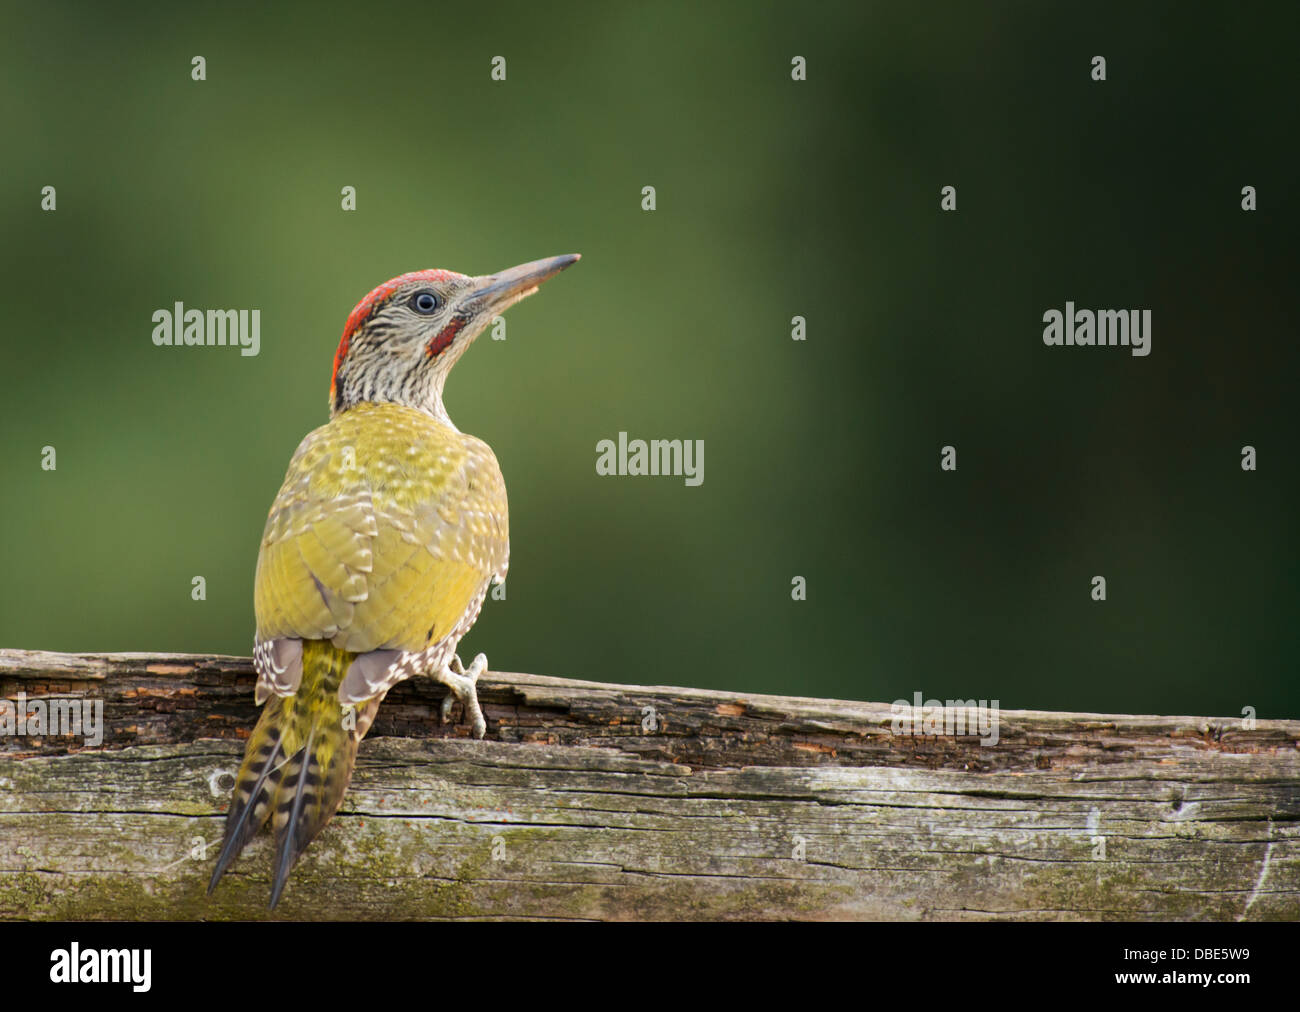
208,639,380,907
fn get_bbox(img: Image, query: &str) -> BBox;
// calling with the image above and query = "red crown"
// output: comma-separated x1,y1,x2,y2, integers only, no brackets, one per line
331,269,468,403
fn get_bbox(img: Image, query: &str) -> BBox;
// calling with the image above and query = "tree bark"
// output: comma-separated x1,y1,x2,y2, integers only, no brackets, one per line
1,648,1295,920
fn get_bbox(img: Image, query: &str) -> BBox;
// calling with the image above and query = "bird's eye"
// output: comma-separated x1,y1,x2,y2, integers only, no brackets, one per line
411,291,439,314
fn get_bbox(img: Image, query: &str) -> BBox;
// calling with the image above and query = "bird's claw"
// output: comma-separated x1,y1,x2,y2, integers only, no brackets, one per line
438,652,488,738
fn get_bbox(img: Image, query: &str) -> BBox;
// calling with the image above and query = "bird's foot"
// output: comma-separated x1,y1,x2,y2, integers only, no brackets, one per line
436,652,488,739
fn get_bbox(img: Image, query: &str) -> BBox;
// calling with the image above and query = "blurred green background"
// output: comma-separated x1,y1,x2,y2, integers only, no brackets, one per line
2,2,1296,718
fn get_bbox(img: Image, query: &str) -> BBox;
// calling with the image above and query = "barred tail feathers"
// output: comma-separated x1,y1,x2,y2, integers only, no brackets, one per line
209,640,378,907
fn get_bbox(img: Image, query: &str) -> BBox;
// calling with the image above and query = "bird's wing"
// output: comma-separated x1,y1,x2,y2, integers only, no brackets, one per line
253,405,509,696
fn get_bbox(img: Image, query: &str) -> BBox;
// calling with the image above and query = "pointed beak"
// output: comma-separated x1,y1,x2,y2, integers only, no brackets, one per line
468,254,581,314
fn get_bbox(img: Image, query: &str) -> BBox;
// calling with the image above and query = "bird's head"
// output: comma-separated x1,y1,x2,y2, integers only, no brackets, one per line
329,253,580,420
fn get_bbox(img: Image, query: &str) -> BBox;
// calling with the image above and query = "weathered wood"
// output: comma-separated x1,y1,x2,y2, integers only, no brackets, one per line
1,649,1296,920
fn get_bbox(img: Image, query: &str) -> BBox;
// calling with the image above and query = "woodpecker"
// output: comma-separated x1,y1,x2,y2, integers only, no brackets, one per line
209,254,580,907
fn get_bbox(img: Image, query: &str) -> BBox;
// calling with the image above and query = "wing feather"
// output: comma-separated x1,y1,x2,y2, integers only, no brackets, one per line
254,404,509,692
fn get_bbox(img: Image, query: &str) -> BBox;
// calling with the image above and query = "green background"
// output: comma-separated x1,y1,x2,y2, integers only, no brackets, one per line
2,2,1296,718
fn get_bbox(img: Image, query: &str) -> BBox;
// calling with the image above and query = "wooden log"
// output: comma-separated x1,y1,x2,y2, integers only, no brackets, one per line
1,648,1296,920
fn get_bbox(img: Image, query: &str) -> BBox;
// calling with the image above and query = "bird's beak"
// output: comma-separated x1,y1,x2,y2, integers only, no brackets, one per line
468,254,581,315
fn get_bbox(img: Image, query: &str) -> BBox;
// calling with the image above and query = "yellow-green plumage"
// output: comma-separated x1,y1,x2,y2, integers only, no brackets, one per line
256,401,508,658
210,254,578,908
212,402,508,905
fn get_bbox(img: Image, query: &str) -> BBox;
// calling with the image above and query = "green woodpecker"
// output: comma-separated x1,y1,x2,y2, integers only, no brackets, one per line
209,254,580,907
